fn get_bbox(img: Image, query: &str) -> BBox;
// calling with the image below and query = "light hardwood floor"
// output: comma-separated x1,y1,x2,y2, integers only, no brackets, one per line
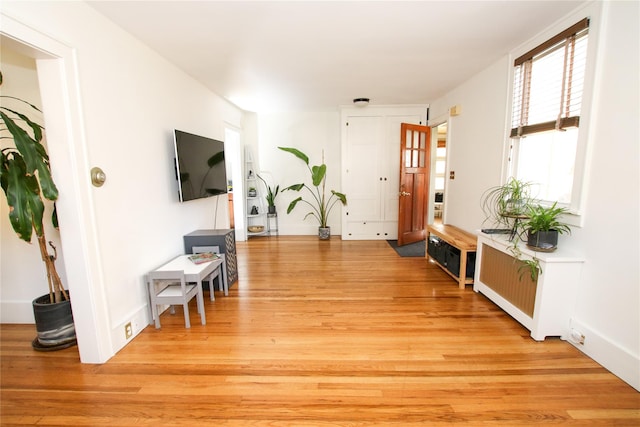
1,236,638,426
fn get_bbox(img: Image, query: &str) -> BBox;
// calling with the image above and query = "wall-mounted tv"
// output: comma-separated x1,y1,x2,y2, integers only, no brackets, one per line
173,129,227,202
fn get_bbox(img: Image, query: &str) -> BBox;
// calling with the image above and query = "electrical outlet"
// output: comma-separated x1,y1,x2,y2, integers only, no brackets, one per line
124,322,133,339
570,329,585,345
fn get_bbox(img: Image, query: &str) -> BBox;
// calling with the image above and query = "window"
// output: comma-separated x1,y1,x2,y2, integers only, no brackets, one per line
509,19,589,207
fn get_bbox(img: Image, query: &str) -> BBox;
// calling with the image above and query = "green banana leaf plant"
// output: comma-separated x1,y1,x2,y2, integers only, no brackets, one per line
0,70,68,304
278,146,347,228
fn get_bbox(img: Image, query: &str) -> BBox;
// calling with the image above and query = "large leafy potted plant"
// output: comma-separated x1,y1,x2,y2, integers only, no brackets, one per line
278,146,347,239
0,71,75,350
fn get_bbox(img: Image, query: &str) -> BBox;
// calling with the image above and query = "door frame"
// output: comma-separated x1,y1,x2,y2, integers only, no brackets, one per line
2,15,112,362
428,115,450,225
224,125,246,241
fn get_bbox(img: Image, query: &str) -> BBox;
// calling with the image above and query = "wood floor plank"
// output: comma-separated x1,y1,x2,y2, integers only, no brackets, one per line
1,236,638,425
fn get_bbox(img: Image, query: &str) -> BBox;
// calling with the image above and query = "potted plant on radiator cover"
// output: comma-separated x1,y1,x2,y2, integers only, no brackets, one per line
480,177,533,230
523,202,572,252
480,178,573,281
0,70,75,350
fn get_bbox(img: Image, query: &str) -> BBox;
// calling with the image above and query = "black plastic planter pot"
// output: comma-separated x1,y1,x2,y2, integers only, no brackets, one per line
32,293,76,351
527,230,559,252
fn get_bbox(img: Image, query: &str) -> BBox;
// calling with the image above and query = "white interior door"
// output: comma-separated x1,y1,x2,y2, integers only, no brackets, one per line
345,116,384,221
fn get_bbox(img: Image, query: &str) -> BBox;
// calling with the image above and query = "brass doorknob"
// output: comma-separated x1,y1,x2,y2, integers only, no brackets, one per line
91,167,106,187
400,191,411,196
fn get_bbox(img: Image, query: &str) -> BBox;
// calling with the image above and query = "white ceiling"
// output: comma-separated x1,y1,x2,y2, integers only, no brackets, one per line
87,0,588,113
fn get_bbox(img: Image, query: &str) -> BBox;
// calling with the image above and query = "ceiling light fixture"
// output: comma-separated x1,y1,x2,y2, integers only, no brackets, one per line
353,98,370,107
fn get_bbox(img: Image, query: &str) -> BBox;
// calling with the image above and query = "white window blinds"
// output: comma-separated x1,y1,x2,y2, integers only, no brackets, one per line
510,18,589,138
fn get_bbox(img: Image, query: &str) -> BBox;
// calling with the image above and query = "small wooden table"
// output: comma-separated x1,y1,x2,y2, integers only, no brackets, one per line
426,224,477,289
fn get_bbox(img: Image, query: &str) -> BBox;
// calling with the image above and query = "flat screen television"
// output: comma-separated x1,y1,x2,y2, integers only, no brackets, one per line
173,129,227,202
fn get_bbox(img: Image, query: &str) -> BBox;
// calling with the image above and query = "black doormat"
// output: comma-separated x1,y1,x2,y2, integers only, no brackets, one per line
387,240,426,257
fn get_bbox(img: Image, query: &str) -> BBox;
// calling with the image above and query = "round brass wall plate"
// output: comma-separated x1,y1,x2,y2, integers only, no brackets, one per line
90,167,106,187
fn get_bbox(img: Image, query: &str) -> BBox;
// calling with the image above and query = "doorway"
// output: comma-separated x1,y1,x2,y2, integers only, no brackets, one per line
224,126,246,241
0,43,70,323
2,20,110,363
430,122,448,225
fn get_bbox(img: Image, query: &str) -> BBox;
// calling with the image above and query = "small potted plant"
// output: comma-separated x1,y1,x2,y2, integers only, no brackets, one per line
524,202,572,251
0,70,75,350
247,187,257,198
257,174,279,214
278,146,347,239
481,177,533,230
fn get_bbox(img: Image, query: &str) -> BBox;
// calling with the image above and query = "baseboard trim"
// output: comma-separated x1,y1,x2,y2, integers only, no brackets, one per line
0,300,34,324
111,305,150,354
569,318,639,392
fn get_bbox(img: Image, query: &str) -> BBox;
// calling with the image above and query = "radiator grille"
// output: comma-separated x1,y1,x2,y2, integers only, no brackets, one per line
479,244,537,316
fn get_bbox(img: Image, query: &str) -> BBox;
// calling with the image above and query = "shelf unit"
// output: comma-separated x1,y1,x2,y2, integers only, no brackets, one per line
245,147,268,238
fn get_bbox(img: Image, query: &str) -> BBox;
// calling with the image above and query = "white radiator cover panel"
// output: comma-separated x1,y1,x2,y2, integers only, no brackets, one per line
474,232,584,341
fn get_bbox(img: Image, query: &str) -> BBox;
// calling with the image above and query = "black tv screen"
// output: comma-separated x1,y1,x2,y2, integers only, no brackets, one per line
173,129,227,202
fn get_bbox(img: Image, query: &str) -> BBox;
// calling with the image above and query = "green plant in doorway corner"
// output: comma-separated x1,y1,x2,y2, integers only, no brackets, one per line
0,69,76,350
0,70,67,304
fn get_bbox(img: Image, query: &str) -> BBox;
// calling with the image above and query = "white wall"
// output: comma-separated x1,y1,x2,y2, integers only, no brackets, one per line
429,58,511,232
431,1,639,390
0,46,69,322
566,0,639,392
2,1,242,361
256,111,342,235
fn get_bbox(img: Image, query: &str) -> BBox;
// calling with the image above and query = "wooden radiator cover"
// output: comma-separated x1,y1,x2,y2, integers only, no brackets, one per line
479,244,537,317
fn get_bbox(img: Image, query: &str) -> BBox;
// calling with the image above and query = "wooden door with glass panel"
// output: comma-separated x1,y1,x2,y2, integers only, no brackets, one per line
397,123,431,246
